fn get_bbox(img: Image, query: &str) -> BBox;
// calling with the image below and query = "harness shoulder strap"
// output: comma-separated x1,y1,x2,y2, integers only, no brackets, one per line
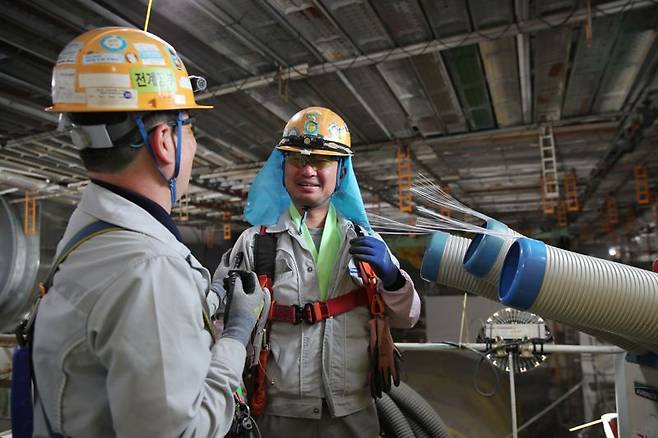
254,225,276,289
12,220,123,438
351,221,385,317
44,221,125,293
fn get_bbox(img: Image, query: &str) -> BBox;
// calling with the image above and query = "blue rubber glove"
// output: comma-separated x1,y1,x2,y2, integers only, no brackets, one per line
349,236,402,289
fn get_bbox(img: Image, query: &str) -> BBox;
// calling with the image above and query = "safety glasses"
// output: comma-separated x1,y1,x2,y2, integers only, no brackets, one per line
147,116,196,136
285,153,340,170
166,116,196,136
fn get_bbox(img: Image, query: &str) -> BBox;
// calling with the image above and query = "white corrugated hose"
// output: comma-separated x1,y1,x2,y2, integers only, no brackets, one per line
500,238,658,351
420,231,497,300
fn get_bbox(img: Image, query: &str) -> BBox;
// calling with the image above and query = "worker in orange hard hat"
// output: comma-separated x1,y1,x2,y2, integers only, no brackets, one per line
210,107,421,437
12,27,265,437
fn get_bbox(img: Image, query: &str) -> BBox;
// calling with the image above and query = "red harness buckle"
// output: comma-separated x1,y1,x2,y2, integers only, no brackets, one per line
271,290,367,325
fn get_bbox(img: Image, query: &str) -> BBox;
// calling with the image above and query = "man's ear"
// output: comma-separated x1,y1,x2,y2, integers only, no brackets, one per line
148,123,175,166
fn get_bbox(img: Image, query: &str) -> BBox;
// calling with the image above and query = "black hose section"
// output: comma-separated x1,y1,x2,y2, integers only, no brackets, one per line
389,382,452,438
375,394,415,438
405,413,432,438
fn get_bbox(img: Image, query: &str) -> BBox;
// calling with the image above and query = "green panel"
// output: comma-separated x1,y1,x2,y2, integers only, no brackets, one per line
442,45,496,130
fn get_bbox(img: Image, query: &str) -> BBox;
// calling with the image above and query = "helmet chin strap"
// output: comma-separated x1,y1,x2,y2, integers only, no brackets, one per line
135,111,183,208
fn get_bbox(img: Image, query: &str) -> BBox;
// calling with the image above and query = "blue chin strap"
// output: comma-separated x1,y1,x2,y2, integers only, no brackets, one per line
244,149,371,230
135,111,183,207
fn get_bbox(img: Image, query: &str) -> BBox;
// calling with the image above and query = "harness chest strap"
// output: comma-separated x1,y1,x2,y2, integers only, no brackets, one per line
270,288,369,324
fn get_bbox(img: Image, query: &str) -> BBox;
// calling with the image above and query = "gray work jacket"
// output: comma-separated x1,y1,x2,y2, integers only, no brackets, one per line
214,211,420,419
32,183,245,437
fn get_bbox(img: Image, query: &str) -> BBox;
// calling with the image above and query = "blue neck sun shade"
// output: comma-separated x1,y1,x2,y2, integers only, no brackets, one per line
244,149,370,230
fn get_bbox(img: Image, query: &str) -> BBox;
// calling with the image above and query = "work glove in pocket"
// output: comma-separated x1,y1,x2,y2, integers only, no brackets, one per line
368,316,402,399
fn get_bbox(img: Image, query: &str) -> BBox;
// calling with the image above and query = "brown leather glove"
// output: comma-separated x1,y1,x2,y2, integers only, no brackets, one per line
368,316,402,399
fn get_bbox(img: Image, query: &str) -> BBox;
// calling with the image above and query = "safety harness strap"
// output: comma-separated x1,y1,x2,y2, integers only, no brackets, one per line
270,288,369,325
254,226,276,290
246,226,277,418
12,221,122,438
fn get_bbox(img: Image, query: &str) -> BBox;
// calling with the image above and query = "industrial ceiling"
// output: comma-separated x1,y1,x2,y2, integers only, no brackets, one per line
0,0,657,256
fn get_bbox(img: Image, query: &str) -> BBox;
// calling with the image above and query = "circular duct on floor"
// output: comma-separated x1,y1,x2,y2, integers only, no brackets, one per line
0,197,40,332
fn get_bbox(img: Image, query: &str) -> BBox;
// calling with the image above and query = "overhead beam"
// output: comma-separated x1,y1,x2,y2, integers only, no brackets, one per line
578,36,658,213
515,0,532,124
0,96,59,124
355,116,620,152
194,127,260,162
199,0,656,100
0,72,50,97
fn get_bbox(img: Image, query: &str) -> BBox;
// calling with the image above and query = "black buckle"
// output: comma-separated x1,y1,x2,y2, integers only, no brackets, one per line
15,316,32,348
292,303,317,325
303,303,317,324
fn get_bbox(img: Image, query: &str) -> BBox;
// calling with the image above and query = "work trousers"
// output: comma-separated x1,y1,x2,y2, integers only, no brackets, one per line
256,401,379,438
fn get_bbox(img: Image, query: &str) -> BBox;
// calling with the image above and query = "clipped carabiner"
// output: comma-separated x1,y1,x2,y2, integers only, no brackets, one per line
370,294,386,317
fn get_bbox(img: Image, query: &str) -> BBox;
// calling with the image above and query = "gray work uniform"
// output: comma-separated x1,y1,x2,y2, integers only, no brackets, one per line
214,210,420,437
32,183,245,437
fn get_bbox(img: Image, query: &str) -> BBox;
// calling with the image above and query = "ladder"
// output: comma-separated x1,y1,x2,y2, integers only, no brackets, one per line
396,145,413,213
634,164,650,205
178,195,189,222
223,210,232,241
556,201,567,227
564,171,579,212
23,192,37,236
539,125,559,200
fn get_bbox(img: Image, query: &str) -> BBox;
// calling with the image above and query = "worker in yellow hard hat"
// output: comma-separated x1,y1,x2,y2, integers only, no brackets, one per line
211,107,421,437
13,27,265,437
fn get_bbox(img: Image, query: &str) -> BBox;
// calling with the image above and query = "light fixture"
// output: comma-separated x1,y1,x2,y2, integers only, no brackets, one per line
608,247,617,257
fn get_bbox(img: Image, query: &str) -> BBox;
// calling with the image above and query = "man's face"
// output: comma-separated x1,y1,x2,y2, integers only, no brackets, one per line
284,153,339,208
173,114,197,198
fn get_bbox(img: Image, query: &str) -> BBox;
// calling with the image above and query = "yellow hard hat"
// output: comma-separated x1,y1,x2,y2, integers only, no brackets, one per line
277,106,352,157
49,27,212,112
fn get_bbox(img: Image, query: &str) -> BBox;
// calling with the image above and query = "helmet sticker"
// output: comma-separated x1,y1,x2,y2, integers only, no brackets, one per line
328,122,340,139
179,76,193,90
52,69,85,103
86,88,138,108
125,52,138,64
82,52,125,64
303,111,321,135
134,43,165,66
79,73,131,88
130,68,176,92
167,47,183,70
285,127,299,137
100,35,128,52
56,42,82,65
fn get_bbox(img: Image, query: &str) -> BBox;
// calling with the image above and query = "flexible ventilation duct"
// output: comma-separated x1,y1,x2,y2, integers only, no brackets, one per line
388,381,452,438
420,231,497,300
463,219,521,287
376,394,415,438
420,230,648,353
500,238,658,351
0,197,40,332
375,381,452,438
